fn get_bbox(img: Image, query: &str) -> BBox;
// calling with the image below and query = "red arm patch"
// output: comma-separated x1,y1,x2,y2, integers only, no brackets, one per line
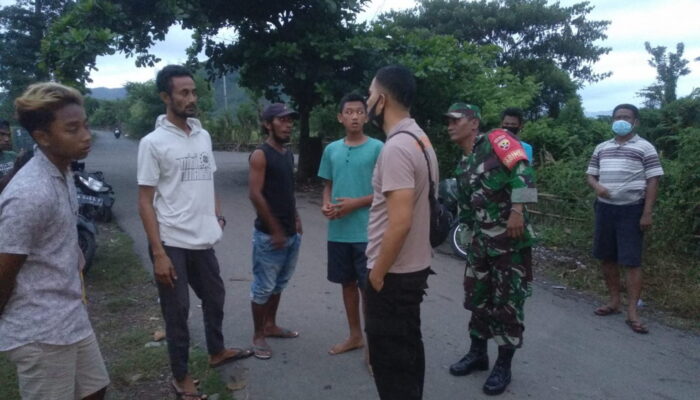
487,129,528,170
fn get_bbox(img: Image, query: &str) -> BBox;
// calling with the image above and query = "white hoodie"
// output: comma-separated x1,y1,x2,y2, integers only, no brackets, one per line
137,115,222,249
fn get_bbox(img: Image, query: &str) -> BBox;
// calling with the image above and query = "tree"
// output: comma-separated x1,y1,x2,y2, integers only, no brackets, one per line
379,0,611,117
638,42,691,107
0,0,74,109
350,26,539,175
42,0,370,181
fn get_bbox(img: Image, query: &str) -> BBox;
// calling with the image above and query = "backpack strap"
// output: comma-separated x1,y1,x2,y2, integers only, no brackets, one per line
390,130,436,195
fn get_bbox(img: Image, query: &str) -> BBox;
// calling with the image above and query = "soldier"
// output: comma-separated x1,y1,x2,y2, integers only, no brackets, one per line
444,103,537,395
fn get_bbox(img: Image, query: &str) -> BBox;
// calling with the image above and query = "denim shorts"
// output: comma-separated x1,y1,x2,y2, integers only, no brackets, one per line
251,229,301,304
593,201,644,267
327,241,368,289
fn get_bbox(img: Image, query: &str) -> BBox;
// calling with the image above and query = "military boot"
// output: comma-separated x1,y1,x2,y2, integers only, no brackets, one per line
449,336,489,376
483,346,514,395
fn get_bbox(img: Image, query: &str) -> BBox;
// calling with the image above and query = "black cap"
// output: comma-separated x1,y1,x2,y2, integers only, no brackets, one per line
262,103,298,121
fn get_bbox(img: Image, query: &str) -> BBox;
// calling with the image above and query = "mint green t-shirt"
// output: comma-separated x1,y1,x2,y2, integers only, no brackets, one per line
318,137,383,242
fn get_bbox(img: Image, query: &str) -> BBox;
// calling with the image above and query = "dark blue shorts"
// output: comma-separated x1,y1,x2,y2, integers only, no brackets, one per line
593,201,644,267
327,241,368,289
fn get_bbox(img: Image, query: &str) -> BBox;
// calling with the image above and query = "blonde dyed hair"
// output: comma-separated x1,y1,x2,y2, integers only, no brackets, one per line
15,82,84,134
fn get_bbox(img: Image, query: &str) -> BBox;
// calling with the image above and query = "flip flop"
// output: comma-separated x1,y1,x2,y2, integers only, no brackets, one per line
265,328,299,338
253,345,272,360
625,319,649,334
208,348,254,368
171,380,208,399
594,305,621,316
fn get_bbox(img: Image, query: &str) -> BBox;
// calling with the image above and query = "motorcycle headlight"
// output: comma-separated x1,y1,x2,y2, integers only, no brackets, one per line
86,176,104,192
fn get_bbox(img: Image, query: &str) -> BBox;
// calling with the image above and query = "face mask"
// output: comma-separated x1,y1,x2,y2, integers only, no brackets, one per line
612,120,633,136
506,127,520,135
367,95,385,131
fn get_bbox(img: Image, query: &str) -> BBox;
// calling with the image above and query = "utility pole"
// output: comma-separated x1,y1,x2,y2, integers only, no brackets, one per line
223,75,228,110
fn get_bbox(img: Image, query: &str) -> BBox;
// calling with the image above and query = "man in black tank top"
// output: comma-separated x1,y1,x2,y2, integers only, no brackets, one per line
248,103,303,360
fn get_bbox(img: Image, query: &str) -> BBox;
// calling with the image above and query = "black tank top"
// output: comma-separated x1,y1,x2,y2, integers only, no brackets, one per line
254,142,297,236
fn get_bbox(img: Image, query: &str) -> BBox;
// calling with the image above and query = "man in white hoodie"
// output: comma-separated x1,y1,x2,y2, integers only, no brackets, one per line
137,65,252,399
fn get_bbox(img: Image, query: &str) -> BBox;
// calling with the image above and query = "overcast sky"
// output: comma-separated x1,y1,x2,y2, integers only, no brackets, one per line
2,0,699,113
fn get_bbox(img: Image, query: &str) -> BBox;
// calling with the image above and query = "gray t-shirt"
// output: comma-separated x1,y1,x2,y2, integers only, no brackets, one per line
0,150,92,351
366,118,438,274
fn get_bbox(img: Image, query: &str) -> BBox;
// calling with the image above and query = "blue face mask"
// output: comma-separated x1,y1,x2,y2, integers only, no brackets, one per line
612,120,633,136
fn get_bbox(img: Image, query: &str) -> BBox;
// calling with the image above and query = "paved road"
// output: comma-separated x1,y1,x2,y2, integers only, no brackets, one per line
86,130,699,400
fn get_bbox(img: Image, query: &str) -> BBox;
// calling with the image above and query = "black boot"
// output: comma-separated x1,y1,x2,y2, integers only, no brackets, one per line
483,346,514,395
449,336,489,376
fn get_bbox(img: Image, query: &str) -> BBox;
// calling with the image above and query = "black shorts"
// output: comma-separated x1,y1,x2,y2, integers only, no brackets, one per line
327,241,368,289
593,201,644,267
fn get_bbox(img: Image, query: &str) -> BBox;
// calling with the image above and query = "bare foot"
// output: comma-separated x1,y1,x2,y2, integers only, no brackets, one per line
328,337,364,355
264,325,299,338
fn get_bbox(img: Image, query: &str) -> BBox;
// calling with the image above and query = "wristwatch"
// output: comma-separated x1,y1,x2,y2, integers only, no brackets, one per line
217,215,226,227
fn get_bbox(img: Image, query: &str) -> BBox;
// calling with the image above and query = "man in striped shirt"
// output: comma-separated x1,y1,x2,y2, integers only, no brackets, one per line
586,104,663,334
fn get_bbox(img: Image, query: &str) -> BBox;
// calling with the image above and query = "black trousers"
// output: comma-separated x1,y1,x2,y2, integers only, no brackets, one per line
151,245,226,381
365,267,431,400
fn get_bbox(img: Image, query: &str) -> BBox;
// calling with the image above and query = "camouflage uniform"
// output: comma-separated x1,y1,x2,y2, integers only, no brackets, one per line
455,130,537,349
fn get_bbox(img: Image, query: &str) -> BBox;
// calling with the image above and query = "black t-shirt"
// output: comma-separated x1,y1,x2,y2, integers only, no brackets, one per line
254,142,297,236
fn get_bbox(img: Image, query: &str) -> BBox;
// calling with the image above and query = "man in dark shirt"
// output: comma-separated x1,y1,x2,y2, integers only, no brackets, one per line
248,103,303,360
0,119,17,178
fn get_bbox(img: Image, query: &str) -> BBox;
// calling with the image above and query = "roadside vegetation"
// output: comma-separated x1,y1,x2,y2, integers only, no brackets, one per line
525,94,700,331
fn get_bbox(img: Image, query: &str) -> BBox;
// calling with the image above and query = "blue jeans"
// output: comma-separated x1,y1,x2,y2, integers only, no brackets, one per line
250,229,301,304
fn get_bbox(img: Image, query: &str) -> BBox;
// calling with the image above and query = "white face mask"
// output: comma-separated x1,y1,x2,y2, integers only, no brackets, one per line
612,120,633,136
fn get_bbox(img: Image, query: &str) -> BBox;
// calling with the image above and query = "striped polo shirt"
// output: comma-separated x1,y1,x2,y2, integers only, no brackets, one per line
586,135,663,205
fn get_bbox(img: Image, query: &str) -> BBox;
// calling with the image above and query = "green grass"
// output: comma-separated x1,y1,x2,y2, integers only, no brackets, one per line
535,222,700,332
0,223,235,400
0,355,19,400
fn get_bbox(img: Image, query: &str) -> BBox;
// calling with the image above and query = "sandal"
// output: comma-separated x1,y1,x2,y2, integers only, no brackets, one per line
594,305,621,316
209,348,254,367
253,345,272,360
625,319,649,334
171,380,208,399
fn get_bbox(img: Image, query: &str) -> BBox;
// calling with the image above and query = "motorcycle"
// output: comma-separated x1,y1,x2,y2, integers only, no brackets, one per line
114,127,121,139
438,178,470,260
72,161,115,222
77,213,97,273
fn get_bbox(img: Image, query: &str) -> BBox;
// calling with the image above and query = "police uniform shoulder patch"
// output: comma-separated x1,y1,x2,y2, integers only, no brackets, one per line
487,129,528,170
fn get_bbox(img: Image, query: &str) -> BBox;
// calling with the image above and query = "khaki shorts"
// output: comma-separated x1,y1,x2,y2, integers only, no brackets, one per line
5,333,110,400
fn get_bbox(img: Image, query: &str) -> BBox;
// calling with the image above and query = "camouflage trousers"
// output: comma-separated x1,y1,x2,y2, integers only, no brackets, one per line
463,247,533,348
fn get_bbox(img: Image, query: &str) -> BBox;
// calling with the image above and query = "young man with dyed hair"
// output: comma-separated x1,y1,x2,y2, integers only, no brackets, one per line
0,82,110,400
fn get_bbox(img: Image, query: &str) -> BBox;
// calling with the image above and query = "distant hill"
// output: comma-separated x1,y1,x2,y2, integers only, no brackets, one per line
585,110,612,118
88,87,127,100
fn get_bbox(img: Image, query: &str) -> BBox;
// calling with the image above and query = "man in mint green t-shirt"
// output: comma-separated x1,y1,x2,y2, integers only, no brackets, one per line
318,93,383,357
